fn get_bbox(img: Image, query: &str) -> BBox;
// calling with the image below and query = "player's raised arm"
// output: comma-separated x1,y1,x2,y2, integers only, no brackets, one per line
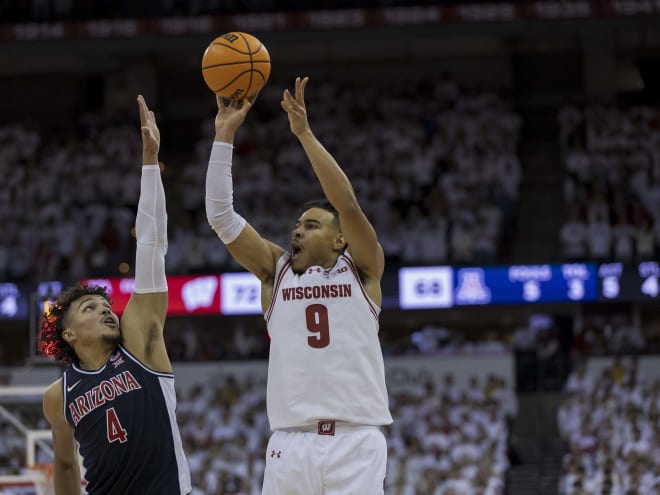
206,95,283,285
43,380,81,495
119,95,170,372
281,77,385,286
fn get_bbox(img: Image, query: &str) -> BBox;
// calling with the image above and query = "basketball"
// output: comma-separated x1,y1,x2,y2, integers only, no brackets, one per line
201,32,271,100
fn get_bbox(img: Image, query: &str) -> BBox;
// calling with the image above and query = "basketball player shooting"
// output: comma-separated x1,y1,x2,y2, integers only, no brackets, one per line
39,96,192,495
206,76,393,494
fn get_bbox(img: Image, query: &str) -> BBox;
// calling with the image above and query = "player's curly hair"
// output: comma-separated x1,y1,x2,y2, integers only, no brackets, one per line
38,284,112,364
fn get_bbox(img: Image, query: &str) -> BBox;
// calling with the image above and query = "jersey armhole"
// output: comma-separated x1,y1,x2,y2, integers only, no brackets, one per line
264,253,292,323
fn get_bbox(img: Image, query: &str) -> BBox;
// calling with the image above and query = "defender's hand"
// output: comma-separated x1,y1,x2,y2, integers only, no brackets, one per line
137,95,160,164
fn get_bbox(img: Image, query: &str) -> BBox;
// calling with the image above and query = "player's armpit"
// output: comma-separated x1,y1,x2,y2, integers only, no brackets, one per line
120,292,171,373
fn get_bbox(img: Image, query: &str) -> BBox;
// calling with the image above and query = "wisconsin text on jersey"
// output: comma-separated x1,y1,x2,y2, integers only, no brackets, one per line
281,284,352,301
68,371,142,425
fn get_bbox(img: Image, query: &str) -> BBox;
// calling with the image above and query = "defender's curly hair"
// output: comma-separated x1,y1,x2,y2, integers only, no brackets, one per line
38,284,112,364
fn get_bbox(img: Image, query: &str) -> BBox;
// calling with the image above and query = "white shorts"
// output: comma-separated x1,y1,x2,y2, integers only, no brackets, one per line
261,421,387,495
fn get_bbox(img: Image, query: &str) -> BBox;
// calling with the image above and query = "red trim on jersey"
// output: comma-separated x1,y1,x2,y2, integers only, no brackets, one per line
341,254,379,320
265,257,292,324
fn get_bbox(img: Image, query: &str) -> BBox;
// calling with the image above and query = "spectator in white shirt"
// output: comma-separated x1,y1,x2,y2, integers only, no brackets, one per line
560,208,589,260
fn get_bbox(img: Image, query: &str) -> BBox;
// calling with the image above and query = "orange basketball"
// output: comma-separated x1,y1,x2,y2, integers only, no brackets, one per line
201,32,271,100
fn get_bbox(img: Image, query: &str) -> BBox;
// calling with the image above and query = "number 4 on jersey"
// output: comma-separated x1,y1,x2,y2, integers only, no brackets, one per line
106,408,128,444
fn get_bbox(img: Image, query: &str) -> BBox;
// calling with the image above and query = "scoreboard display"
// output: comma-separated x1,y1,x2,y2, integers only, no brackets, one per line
598,261,659,302
453,263,597,306
21,260,660,320
398,263,598,309
0,283,29,320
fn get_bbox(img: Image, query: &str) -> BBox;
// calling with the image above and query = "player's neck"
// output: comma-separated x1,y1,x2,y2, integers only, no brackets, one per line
77,346,116,371
311,252,341,271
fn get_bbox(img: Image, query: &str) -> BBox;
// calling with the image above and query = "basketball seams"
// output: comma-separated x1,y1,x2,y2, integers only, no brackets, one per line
212,70,268,93
236,32,255,96
202,60,270,70
205,69,270,80
211,41,264,56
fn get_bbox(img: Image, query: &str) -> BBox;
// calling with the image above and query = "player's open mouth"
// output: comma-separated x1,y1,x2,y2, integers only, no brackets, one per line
103,316,117,327
291,242,302,259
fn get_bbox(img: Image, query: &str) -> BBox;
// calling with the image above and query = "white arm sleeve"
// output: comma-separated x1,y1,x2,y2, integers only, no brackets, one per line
134,164,168,294
205,141,246,244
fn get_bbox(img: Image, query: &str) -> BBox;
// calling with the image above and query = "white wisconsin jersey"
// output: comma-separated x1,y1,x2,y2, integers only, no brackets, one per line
265,252,393,430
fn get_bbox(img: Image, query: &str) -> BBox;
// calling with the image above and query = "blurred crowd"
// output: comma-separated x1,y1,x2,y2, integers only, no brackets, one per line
557,356,660,494
0,371,516,495
558,102,660,262
0,74,522,284
161,315,515,363
1,0,528,23
571,309,656,358
0,121,142,284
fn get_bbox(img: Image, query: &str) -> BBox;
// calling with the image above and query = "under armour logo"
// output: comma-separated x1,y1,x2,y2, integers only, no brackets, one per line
270,450,282,458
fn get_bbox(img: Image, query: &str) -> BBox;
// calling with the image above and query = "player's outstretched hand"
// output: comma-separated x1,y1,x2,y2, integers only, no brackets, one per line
282,76,310,137
137,94,160,164
214,94,256,142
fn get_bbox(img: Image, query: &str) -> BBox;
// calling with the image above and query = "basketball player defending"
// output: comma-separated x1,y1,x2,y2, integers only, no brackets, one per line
39,96,191,495
206,76,393,494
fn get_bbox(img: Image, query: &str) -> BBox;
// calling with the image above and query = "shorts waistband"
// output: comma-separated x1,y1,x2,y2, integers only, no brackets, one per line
280,420,379,436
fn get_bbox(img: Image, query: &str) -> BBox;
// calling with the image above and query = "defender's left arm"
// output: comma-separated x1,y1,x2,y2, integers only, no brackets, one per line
121,95,170,372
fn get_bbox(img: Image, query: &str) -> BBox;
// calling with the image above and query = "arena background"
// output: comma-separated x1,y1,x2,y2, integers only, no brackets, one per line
1,1,660,494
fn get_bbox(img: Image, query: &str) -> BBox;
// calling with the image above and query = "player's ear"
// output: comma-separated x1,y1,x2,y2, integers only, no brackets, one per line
333,233,347,252
62,327,75,343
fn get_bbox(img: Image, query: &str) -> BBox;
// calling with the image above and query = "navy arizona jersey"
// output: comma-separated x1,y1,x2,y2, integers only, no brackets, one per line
63,345,191,495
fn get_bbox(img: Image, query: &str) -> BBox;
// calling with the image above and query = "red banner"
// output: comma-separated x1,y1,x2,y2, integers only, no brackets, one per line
2,2,660,41
82,275,221,316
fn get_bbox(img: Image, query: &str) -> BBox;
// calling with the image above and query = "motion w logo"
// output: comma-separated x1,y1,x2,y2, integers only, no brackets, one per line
318,420,335,436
